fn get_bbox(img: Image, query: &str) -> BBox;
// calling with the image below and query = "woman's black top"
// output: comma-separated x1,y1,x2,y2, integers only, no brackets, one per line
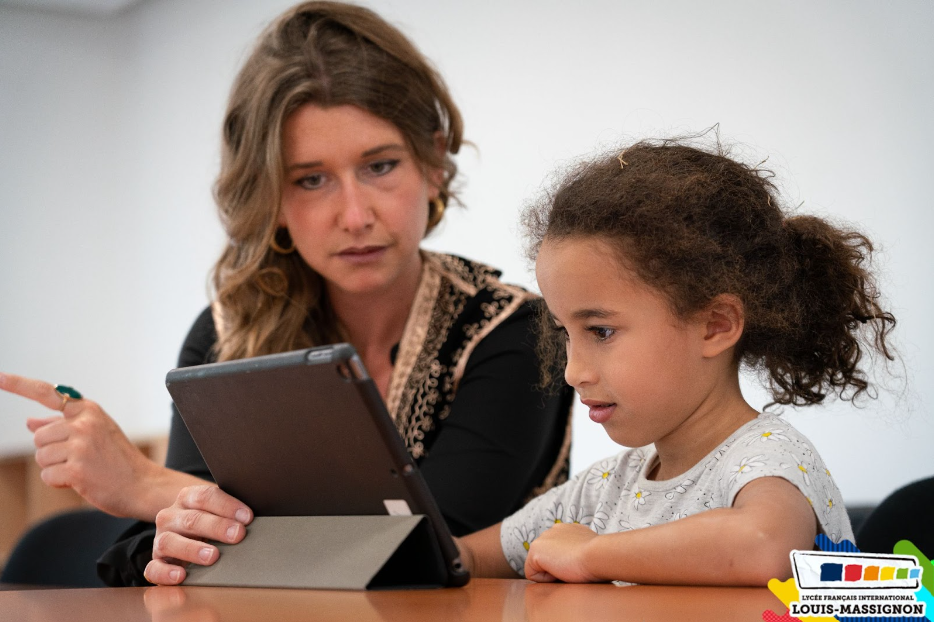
98,253,573,586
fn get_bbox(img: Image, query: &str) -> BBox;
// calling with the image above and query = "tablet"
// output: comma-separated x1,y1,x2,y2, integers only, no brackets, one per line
165,344,470,588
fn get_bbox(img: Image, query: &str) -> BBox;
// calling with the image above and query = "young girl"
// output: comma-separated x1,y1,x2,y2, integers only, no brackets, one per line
457,138,895,586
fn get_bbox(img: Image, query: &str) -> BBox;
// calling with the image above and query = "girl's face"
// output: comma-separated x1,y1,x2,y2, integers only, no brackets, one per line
536,236,716,449
279,104,439,297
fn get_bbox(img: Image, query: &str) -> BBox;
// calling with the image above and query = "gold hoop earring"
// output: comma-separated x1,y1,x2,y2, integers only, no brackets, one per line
270,227,296,254
427,197,446,229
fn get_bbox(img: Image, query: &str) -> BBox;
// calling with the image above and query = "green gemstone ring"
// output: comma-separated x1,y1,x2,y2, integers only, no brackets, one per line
54,384,83,411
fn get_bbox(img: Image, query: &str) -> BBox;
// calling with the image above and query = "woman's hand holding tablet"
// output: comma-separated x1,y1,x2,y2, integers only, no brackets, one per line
146,484,254,585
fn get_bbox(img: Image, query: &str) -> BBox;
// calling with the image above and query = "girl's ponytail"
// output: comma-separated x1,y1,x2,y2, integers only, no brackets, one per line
755,216,896,406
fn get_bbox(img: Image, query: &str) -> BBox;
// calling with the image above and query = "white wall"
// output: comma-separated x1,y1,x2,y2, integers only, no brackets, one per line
1,0,931,507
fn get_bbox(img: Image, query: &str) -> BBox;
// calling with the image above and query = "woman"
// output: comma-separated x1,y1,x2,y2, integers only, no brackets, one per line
0,1,571,586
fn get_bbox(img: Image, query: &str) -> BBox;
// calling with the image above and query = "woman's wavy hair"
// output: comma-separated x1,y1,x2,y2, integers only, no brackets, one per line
525,136,896,407
212,1,463,361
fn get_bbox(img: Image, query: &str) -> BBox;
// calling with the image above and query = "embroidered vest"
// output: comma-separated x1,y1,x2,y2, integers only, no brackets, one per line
385,252,570,494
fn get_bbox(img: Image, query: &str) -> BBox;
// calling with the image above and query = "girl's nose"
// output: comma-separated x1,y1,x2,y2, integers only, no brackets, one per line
563,341,596,388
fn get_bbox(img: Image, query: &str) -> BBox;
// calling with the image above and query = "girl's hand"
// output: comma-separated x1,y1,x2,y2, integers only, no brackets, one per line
524,522,601,583
145,485,253,585
0,372,161,519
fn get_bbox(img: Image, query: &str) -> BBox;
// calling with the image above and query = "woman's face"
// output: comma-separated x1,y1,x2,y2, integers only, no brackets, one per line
279,104,439,297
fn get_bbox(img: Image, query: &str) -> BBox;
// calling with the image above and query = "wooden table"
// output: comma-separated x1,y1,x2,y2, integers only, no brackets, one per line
0,579,781,621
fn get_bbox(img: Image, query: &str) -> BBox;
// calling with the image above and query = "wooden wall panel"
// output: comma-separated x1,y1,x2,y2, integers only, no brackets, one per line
0,437,167,573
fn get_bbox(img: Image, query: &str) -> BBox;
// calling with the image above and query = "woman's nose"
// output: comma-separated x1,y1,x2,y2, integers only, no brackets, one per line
337,183,375,233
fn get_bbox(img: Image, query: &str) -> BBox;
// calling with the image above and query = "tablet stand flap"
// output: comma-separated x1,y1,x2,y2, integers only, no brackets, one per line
183,515,445,590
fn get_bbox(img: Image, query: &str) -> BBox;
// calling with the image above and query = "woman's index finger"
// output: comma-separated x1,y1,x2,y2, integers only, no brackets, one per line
0,372,65,412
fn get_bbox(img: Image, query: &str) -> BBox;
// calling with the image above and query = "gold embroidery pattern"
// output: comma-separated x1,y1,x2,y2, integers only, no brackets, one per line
392,254,514,450
385,259,440,420
393,271,467,458
388,252,571,491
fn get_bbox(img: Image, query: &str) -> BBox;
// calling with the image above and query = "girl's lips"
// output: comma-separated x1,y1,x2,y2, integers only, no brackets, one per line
587,403,616,424
581,399,616,424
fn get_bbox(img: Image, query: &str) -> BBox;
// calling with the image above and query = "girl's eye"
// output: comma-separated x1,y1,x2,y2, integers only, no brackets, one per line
588,326,615,341
367,159,399,176
296,173,325,190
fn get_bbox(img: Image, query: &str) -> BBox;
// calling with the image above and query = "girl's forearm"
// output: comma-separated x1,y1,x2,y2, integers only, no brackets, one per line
525,477,816,586
581,508,788,586
579,478,816,586
457,523,520,579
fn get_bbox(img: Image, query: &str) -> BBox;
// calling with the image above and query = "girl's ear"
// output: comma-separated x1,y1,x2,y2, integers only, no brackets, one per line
699,294,745,359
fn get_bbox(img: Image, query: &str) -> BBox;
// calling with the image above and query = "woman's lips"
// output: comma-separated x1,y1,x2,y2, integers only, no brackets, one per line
582,400,616,424
336,245,388,264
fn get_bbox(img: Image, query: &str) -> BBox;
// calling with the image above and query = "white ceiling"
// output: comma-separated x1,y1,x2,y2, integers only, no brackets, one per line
0,0,146,16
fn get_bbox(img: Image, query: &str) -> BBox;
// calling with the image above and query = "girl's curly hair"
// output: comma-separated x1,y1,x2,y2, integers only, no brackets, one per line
524,137,896,407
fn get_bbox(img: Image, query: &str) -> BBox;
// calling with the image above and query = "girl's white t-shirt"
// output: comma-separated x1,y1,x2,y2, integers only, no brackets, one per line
500,413,854,577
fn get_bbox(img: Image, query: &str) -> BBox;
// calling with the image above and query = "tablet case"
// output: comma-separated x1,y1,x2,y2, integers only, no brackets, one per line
184,516,446,590
165,345,469,590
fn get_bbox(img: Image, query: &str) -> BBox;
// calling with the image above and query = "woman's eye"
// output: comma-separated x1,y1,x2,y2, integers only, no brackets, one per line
367,159,399,176
588,326,615,341
296,173,324,190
